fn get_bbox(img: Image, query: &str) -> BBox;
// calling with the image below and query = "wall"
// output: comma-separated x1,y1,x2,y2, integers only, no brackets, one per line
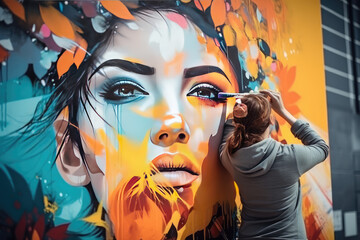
0,0,334,239
321,0,360,239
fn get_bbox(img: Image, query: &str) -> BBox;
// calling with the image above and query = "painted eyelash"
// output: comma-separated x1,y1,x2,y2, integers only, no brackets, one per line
189,83,221,92
102,79,147,93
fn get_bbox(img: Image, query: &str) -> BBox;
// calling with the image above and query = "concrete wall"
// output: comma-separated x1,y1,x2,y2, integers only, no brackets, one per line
321,0,360,239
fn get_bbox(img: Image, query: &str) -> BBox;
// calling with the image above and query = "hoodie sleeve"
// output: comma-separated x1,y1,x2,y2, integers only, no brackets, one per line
219,119,236,175
219,119,235,155
290,120,329,175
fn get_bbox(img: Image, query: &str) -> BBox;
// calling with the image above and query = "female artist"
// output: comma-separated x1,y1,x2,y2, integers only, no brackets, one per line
219,90,329,239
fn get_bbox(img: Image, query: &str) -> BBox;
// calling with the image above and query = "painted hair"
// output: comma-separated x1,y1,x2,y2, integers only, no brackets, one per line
226,94,271,154
12,1,248,163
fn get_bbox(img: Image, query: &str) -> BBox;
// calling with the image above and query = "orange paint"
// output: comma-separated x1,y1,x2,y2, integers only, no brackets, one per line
73,37,88,68
56,49,75,78
164,52,185,76
226,12,249,51
200,0,212,11
204,39,236,82
39,5,75,40
100,1,135,20
231,0,241,11
210,0,227,27
275,63,301,124
3,0,25,21
131,100,169,119
223,25,236,47
195,0,212,11
79,130,105,156
246,58,258,79
124,57,144,65
197,34,206,45
92,122,235,239
0,46,9,62
197,142,209,155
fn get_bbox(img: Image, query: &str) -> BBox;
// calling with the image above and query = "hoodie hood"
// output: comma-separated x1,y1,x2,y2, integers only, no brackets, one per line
229,138,281,177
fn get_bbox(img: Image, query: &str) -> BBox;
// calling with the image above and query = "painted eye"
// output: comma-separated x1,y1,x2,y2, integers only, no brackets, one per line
187,83,222,101
100,80,149,104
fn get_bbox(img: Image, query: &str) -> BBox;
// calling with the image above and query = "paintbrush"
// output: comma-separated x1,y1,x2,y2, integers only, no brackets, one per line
218,92,260,99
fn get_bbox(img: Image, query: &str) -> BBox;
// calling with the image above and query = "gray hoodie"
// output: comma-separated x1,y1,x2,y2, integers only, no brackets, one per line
219,119,329,239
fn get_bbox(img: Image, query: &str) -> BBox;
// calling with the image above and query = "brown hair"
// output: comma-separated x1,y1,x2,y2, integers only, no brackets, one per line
226,94,271,154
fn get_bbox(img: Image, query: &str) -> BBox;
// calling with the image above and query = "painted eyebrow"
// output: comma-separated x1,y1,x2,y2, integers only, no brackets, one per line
88,59,155,80
183,65,231,84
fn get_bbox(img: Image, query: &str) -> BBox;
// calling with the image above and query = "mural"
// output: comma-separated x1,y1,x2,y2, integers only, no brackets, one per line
0,0,333,239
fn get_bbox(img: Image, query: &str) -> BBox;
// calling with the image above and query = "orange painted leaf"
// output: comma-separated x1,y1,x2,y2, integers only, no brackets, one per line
211,0,226,27
101,1,135,20
73,38,88,68
39,5,75,40
3,0,25,21
194,0,203,11
57,50,74,78
200,0,212,11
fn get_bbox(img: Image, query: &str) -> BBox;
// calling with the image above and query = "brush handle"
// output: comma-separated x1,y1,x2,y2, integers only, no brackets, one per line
218,92,259,99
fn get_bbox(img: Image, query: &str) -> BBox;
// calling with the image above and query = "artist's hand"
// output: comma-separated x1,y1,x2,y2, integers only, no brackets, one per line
260,90,285,115
235,97,242,104
260,90,296,126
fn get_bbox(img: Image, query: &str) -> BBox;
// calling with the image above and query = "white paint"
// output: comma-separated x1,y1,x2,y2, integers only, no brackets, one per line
91,15,107,33
126,22,139,30
333,210,343,231
344,211,358,237
0,39,13,51
164,114,182,126
256,8,262,22
161,83,180,114
283,51,288,58
52,35,76,50
67,174,87,184
149,20,184,62
96,157,106,174
57,192,83,220
249,44,259,59
271,20,277,30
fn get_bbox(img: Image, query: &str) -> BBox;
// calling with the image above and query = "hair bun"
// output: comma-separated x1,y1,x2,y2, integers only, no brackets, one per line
233,103,248,118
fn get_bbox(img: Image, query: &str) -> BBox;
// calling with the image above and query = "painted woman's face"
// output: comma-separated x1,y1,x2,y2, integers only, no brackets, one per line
76,11,238,238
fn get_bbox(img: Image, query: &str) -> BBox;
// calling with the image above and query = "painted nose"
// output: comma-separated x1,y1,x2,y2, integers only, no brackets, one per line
151,114,190,147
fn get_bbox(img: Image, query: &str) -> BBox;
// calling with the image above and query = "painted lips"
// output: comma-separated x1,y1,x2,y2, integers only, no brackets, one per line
151,153,200,189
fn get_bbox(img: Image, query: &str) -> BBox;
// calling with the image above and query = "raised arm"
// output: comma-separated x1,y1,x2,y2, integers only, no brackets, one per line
260,90,296,126
260,90,329,175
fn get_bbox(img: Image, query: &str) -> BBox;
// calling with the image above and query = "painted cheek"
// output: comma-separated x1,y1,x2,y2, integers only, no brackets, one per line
95,128,152,195
197,141,209,158
131,100,171,119
187,96,221,108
